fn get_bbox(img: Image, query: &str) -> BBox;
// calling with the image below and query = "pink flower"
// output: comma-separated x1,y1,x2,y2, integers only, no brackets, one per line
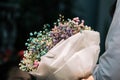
72,17,80,25
73,17,80,22
33,60,40,68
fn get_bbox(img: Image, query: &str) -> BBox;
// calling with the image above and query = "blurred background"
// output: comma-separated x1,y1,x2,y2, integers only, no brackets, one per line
0,0,116,80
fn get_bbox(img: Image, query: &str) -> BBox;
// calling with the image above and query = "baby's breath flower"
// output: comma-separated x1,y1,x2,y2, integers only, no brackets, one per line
19,16,92,72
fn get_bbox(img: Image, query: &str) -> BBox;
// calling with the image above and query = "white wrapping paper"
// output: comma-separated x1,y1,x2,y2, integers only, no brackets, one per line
30,30,100,80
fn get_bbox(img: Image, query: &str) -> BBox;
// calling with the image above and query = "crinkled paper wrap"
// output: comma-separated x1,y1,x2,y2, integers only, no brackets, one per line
30,30,100,80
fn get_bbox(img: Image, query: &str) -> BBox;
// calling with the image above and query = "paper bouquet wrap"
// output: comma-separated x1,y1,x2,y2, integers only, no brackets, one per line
19,16,100,80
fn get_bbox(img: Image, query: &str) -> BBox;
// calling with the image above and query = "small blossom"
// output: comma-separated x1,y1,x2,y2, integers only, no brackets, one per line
33,60,40,68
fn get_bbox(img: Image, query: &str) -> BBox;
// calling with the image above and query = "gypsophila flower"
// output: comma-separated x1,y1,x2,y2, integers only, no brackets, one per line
19,15,92,72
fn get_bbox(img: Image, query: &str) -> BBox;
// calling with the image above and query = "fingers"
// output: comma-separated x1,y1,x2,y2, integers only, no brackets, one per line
81,75,94,80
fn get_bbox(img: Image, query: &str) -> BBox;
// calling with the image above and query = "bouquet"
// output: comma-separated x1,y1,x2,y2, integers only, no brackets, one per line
19,15,100,80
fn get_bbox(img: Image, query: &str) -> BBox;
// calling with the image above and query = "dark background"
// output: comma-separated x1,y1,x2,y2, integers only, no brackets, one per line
0,0,116,79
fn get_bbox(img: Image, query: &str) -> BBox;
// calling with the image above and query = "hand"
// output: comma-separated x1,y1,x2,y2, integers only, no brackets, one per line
82,75,94,80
